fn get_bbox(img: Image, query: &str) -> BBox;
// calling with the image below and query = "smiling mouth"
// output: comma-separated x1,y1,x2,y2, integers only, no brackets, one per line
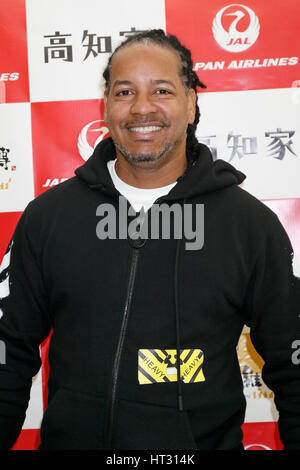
127,125,163,134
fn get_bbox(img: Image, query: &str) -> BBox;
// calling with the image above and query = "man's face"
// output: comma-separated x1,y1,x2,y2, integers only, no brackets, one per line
104,43,196,168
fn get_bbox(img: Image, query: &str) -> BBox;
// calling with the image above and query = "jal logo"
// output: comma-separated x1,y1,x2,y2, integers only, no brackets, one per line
212,4,260,52
77,120,109,161
244,444,272,450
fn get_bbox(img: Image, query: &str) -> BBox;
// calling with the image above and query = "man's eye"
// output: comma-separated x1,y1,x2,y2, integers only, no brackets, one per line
116,90,132,96
155,89,170,95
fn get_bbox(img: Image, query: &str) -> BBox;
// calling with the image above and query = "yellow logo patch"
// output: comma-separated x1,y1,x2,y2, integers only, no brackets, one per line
138,349,205,385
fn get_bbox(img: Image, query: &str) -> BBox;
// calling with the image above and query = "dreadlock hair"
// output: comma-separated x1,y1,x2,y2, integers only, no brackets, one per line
102,29,206,168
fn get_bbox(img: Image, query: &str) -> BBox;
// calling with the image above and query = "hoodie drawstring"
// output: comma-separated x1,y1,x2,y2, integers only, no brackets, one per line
174,198,186,412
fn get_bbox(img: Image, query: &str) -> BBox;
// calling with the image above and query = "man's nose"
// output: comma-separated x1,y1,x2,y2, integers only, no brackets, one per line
130,91,157,115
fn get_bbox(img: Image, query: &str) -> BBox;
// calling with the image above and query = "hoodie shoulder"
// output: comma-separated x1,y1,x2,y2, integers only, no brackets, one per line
224,183,282,229
28,176,83,208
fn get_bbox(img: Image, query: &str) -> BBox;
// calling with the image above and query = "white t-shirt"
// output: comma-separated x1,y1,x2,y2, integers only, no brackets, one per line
107,159,176,213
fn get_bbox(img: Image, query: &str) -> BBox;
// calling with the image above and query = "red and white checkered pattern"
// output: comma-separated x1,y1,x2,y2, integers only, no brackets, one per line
1,0,299,450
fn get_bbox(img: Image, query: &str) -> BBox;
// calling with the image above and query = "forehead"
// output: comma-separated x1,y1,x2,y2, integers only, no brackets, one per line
108,43,183,86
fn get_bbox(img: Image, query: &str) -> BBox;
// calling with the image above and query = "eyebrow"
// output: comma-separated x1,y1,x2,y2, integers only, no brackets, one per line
112,79,177,89
112,80,133,88
151,79,176,88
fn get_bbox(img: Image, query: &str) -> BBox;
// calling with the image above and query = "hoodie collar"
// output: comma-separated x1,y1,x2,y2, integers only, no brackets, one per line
74,137,246,200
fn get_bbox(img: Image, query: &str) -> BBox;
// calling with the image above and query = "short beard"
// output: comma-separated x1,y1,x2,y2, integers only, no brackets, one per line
113,132,186,168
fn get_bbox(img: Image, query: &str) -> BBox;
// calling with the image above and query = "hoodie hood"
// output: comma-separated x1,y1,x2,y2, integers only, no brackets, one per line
75,137,246,200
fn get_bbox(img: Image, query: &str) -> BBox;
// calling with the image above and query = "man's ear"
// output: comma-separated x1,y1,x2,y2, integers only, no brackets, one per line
103,90,108,122
103,90,107,122
187,88,196,125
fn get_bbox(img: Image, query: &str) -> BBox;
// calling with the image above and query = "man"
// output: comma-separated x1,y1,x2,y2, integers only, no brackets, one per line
0,29,299,450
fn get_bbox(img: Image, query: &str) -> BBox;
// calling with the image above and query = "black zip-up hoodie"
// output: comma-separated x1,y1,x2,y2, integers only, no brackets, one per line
0,138,299,450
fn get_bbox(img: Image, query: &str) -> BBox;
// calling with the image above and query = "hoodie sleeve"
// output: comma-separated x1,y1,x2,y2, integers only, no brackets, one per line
0,203,52,449
244,212,300,450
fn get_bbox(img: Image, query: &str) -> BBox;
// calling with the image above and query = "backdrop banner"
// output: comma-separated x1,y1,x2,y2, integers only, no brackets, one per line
1,0,299,451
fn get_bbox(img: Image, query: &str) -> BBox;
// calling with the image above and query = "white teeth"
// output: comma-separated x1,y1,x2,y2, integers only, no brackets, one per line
128,126,162,133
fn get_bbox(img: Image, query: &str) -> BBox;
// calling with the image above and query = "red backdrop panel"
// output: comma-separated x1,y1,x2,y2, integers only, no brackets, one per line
30,99,105,197
165,0,300,92
0,0,29,103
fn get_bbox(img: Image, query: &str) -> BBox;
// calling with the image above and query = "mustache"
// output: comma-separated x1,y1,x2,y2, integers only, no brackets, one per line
121,117,170,128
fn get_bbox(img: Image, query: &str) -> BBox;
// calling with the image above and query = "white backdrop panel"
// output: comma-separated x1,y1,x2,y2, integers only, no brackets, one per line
0,102,34,212
196,87,300,199
26,0,166,102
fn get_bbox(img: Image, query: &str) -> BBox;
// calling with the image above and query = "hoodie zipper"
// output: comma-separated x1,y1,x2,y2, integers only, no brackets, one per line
106,246,140,449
